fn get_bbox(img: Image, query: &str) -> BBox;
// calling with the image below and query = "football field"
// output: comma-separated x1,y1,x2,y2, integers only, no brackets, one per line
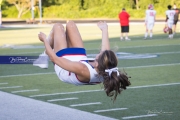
0,22,180,120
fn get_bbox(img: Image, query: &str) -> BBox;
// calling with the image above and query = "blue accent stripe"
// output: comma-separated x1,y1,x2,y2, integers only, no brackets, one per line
56,48,86,57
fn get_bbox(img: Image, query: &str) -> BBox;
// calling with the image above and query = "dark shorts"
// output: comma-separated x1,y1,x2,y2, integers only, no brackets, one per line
121,26,129,33
174,20,178,25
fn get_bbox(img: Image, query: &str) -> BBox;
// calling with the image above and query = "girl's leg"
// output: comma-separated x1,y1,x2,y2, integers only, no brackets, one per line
33,23,67,69
46,29,54,48
66,21,84,48
52,23,67,53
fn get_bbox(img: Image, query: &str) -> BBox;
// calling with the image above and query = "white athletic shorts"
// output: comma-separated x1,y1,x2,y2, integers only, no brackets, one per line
146,22,154,30
167,20,174,29
54,48,89,85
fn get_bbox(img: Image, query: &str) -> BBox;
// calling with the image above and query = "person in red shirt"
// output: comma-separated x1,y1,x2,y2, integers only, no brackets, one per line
118,8,131,41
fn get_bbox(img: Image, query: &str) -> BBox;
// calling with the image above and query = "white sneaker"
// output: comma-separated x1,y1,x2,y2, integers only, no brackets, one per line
120,37,124,41
33,52,49,69
125,38,131,41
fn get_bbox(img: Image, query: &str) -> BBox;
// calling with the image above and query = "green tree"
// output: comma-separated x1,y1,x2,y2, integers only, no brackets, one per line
6,0,38,18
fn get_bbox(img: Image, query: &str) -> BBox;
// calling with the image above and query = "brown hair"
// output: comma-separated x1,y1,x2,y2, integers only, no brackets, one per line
97,50,131,101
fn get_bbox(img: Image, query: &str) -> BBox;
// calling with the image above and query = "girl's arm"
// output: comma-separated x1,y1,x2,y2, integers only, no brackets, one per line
38,32,89,78
97,21,110,51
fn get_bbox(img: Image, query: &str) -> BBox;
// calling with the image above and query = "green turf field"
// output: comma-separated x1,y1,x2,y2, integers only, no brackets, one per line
0,23,180,120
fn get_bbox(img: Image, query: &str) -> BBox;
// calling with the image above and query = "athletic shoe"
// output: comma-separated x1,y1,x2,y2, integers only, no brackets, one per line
120,37,124,41
125,38,131,41
33,52,49,69
144,37,147,40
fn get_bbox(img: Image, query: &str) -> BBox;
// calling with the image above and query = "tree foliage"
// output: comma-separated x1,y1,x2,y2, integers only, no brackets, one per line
3,0,180,19
6,0,38,18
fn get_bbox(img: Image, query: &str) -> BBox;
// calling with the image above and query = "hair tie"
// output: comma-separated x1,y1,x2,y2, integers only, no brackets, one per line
105,67,120,76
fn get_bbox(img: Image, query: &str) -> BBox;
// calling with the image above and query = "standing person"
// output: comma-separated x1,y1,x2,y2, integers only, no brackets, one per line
173,5,180,34
118,8,131,41
166,5,176,39
33,21,131,101
144,4,156,39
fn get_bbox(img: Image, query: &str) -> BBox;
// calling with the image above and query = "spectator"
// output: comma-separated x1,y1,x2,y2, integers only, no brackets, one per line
118,8,131,41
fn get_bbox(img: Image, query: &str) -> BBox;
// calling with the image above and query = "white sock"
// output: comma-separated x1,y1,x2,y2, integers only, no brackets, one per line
150,33,153,38
171,34,173,38
145,32,148,38
43,51,47,55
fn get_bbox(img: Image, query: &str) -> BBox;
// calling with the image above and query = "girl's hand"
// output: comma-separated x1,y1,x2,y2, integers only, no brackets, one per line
97,21,108,31
38,32,47,42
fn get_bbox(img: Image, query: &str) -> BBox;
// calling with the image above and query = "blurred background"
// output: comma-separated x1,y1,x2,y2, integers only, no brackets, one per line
0,0,180,24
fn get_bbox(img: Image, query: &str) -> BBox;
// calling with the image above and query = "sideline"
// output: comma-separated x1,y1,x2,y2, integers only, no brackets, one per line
0,91,117,120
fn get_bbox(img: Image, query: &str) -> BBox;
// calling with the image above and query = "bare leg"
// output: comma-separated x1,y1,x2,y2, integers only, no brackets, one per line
125,33,128,38
145,28,148,39
46,21,84,53
173,24,176,33
121,33,124,40
46,29,54,48
34,23,67,69
52,23,67,53
150,30,153,38
66,21,84,48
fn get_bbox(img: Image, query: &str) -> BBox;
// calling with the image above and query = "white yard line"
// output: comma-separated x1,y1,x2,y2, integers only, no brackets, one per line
0,82,8,85
94,108,128,113
0,52,41,55
30,89,102,97
129,83,180,89
122,114,158,119
70,102,102,107
124,63,180,69
11,89,39,93
47,97,78,102
29,82,180,97
0,86,23,89
0,72,55,78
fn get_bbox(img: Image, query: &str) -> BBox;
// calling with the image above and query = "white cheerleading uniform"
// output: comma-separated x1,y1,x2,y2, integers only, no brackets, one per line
145,10,156,30
166,10,176,28
54,48,103,86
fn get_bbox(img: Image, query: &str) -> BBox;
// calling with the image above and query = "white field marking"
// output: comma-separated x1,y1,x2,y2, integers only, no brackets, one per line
0,72,55,78
143,51,180,55
29,89,102,97
129,83,180,89
0,82,8,85
29,82,180,97
86,44,180,50
1,44,180,55
47,97,78,102
94,108,128,113
11,89,39,93
122,114,158,119
124,63,180,69
70,102,102,107
1,52,41,55
0,86,23,89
